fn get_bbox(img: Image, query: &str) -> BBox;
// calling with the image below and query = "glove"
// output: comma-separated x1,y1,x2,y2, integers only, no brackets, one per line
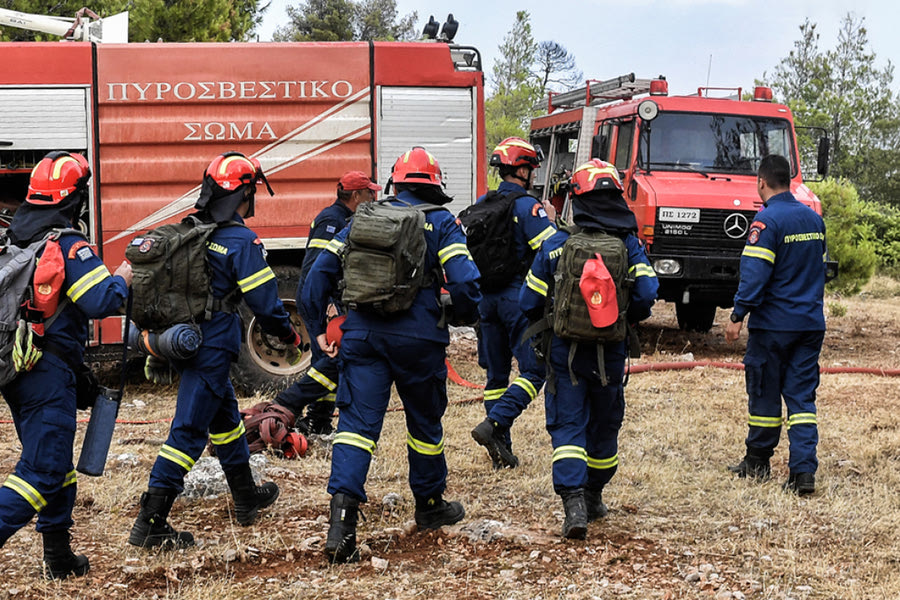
285,344,303,366
13,321,43,373
281,329,303,366
144,355,174,385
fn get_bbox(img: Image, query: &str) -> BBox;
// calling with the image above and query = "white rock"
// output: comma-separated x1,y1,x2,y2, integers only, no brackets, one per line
685,572,701,583
715,591,733,600
459,519,506,542
371,556,389,570
223,549,238,562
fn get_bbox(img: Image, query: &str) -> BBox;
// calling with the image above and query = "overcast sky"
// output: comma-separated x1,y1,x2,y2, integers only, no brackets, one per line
256,0,898,96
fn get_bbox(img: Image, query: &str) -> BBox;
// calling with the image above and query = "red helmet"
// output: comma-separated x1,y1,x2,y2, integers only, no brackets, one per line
391,147,443,186
204,152,266,191
27,152,91,205
570,159,624,195
490,137,544,169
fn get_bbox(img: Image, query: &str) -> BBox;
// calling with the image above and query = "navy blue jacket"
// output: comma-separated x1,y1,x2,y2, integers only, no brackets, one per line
299,200,354,289
301,190,482,345
202,214,295,356
47,231,130,361
732,191,826,331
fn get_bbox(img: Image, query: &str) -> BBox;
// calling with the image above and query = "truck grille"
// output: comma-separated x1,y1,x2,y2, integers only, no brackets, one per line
651,208,757,256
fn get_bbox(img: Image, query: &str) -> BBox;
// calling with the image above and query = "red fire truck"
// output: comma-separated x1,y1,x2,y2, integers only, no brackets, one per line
529,74,829,331
0,40,485,391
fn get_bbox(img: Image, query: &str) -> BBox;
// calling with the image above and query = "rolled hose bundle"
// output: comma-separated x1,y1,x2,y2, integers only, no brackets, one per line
127,323,202,361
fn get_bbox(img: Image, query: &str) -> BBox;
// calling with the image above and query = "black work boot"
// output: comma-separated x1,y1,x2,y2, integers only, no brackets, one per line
42,530,89,580
783,472,815,495
584,488,609,522
414,496,465,530
224,463,280,526
128,487,195,549
325,493,360,564
471,418,519,469
727,448,772,480
560,489,588,540
297,415,335,436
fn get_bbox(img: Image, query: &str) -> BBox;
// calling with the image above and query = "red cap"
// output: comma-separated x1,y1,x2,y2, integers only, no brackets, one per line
579,253,619,328
338,171,382,192
326,315,347,348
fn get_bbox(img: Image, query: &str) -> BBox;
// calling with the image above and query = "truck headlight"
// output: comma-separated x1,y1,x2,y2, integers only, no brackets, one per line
653,259,682,275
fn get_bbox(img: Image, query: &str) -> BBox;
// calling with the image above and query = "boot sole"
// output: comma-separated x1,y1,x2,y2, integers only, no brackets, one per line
471,427,519,469
563,524,587,540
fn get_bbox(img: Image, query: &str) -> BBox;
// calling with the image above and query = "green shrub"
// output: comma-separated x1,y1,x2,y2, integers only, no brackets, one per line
810,178,877,294
827,301,848,317
856,199,900,273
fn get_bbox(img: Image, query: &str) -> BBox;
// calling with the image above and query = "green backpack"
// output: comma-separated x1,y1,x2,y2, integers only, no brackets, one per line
340,199,444,316
552,228,631,344
126,215,238,331
525,226,634,389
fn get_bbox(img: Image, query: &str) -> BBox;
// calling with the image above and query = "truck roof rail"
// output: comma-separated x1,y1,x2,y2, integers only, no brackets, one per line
542,73,654,112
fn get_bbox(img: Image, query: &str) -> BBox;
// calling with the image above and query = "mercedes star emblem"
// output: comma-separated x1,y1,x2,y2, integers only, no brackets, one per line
724,213,749,239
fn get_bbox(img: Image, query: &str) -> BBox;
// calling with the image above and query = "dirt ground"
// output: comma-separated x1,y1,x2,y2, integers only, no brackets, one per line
1,284,899,599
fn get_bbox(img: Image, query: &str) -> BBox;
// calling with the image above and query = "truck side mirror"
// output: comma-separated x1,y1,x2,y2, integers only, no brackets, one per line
816,137,830,177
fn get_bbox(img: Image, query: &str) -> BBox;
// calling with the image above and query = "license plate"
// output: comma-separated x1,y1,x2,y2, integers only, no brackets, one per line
659,208,700,223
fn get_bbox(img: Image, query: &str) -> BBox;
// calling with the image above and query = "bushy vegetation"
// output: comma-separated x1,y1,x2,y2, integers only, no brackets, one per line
810,178,877,294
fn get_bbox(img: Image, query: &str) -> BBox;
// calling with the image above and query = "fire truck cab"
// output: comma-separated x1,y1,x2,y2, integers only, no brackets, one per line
530,74,828,331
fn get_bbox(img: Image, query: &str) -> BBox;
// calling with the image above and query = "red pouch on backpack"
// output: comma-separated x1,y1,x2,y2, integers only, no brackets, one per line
32,239,66,317
579,253,618,328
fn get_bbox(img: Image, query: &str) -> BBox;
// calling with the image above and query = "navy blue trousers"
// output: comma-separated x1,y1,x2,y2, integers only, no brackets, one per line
148,346,250,491
743,329,824,473
0,354,78,546
327,332,448,503
545,338,625,495
478,285,545,442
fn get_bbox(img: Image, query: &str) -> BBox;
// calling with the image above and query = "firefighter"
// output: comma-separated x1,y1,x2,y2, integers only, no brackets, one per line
301,147,481,564
725,154,827,495
519,160,658,539
274,171,381,435
470,137,557,469
128,152,303,549
0,152,132,578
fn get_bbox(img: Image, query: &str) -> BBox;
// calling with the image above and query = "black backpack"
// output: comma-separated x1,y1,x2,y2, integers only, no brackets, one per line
126,215,239,332
457,190,531,292
340,198,445,316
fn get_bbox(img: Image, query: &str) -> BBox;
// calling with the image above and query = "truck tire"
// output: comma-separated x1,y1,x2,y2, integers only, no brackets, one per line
232,264,312,396
675,301,717,333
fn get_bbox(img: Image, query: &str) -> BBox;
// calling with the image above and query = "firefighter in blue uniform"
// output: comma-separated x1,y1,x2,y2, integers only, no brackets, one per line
274,171,380,435
301,147,481,564
726,154,827,495
470,137,557,469
129,152,303,549
520,160,658,540
0,152,132,578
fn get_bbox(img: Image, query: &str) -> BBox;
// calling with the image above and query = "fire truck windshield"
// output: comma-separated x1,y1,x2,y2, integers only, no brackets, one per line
641,112,795,176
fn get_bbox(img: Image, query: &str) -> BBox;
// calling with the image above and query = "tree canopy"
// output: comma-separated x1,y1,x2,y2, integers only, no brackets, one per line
273,0,416,42
0,0,266,42
763,14,899,205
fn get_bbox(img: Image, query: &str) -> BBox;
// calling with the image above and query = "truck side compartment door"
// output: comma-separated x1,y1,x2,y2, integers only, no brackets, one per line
376,86,477,216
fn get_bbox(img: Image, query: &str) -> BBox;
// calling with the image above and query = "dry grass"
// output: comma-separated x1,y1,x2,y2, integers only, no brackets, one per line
2,284,900,599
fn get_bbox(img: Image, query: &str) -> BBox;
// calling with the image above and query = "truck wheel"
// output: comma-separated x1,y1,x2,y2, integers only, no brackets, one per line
675,301,717,333
232,264,312,396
